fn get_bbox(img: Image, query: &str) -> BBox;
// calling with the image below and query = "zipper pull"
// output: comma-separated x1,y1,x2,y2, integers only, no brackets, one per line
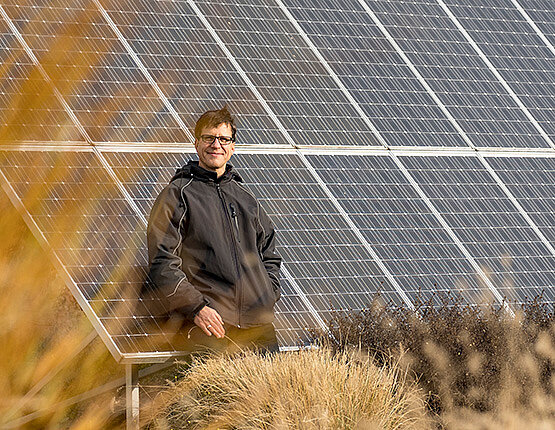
230,203,241,243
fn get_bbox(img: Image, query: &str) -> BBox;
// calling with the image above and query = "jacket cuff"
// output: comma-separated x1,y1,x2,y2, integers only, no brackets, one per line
190,298,210,319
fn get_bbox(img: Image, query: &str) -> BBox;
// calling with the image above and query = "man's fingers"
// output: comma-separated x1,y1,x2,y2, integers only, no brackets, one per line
194,306,226,338
206,320,225,338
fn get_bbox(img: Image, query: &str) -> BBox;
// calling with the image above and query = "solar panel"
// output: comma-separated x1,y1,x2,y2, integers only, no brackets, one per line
102,0,287,146
369,0,549,149
193,0,380,147
281,0,467,148
1,0,554,365
400,155,555,304
307,153,493,304
443,0,555,146
487,156,555,245
0,18,83,143
519,0,555,47
2,0,188,144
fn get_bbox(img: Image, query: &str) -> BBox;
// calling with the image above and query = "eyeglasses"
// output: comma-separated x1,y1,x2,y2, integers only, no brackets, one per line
199,134,235,146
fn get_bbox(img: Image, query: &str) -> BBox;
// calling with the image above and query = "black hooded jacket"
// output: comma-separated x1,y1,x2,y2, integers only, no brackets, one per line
146,160,281,328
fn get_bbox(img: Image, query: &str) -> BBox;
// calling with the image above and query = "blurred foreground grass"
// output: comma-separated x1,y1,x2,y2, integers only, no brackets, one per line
0,190,121,429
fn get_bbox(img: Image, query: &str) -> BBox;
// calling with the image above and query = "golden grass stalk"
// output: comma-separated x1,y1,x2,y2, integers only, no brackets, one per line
0,192,121,429
144,348,430,430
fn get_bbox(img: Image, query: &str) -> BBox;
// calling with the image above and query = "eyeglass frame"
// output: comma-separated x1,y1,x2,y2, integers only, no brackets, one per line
198,134,235,146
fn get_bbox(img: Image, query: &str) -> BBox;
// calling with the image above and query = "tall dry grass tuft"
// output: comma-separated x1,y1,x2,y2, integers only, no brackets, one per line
0,190,121,429
144,348,430,430
1,2,149,427
322,293,555,428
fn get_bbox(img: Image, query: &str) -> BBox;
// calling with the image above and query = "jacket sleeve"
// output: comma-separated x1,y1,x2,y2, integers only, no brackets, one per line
146,182,208,317
257,203,282,302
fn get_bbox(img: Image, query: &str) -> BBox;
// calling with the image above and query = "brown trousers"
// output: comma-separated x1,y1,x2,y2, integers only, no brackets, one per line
176,322,280,356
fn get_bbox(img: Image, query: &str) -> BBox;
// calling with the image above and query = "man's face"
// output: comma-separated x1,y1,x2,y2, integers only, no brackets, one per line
195,122,235,176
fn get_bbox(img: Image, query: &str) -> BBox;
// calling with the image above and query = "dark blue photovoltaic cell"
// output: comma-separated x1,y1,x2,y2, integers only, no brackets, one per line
368,0,549,148
282,0,467,147
308,154,492,304
0,19,83,143
444,0,555,145
488,156,555,246
194,0,380,146
103,0,286,146
401,155,555,304
2,0,187,143
104,150,404,341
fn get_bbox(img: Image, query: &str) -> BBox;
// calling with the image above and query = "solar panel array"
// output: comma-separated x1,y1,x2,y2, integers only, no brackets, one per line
0,0,553,363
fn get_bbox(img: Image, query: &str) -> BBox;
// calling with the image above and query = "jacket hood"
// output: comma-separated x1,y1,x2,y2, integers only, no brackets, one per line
171,160,243,184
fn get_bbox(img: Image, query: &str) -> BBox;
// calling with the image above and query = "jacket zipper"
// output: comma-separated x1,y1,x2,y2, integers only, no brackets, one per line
230,203,241,243
216,183,242,327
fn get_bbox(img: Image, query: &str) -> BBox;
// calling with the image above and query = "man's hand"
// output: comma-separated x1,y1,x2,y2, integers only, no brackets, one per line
193,306,225,338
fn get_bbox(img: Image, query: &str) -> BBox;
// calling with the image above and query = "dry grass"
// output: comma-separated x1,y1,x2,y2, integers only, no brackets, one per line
0,191,121,429
321,293,555,428
144,348,430,430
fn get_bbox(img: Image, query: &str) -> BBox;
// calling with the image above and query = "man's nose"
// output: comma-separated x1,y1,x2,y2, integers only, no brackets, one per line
209,137,225,147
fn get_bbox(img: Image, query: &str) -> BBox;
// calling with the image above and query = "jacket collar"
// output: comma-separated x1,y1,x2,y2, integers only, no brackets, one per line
171,160,242,184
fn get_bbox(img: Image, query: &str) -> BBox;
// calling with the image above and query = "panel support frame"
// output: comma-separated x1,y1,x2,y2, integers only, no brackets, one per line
126,364,140,430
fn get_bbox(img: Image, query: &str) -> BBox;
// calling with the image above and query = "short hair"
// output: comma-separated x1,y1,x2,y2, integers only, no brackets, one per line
194,106,237,141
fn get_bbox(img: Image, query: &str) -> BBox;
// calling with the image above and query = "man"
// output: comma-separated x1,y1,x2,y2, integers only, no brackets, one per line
146,106,281,353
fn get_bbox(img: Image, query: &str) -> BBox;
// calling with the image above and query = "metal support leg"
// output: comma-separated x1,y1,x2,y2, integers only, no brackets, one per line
126,364,139,430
